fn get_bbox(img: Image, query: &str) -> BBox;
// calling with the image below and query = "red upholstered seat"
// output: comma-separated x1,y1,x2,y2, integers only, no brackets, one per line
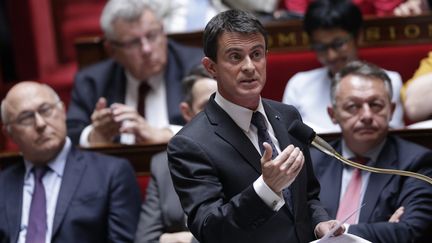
263,43,432,102
136,175,151,200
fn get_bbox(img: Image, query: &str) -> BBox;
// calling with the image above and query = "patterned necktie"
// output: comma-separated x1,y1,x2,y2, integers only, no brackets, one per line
137,82,150,118
26,166,48,243
336,157,368,224
251,112,293,212
251,112,278,159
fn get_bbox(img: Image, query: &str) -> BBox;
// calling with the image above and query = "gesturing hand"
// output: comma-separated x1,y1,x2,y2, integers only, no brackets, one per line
89,97,121,144
261,142,304,193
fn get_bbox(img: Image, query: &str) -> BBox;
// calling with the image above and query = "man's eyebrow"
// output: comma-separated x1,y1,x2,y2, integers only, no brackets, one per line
224,44,265,54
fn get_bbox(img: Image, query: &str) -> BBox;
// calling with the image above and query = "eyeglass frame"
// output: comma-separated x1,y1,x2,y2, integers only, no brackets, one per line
310,35,353,53
108,27,164,50
5,101,63,127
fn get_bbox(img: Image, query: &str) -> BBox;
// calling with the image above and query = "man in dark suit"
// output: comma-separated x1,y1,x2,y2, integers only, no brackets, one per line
0,81,141,242
66,0,203,147
167,10,343,243
135,69,217,243
311,60,432,242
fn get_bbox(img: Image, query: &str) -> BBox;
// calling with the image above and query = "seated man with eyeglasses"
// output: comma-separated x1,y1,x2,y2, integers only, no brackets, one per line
0,81,141,242
282,0,404,134
66,0,203,147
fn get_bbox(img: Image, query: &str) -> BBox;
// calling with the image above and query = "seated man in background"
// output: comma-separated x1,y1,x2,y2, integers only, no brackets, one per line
311,61,432,242
401,51,432,128
135,67,217,243
67,0,203,147
282,0,404,133
0,81,141,242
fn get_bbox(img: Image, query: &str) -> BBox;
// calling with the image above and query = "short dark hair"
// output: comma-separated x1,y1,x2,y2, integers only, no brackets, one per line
304,0,363,38
331,60,393,106
203,9,268,61
182,64,213,106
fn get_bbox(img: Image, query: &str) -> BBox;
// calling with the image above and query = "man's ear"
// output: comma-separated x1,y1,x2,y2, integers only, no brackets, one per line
202,57,217,79
179,102,194,123
327,106,338,124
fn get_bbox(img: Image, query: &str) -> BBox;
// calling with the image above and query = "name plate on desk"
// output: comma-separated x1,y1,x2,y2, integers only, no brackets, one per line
264,14,432,52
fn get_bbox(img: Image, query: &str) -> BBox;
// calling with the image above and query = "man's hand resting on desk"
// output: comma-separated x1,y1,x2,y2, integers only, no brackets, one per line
110,103,174,144
315,220,345,239
89,97,121,144
261,143,304,193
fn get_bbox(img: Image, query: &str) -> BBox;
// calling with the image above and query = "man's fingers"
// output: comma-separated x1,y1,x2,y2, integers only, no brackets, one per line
389,206,404,223
261,142,273,165
95,97,107,110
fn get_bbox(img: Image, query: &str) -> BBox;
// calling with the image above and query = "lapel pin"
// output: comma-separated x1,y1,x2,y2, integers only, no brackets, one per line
275,115,280,120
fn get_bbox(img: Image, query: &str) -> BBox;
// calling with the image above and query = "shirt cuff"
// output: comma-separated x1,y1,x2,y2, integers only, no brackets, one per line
79,125,93,147
253,175,285,211
169,124,183,135
344,223,350,233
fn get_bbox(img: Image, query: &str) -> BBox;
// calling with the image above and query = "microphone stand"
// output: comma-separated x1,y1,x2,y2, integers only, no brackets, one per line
290,120,432,185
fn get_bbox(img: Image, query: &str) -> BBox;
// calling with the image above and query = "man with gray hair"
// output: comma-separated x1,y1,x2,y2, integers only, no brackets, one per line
0,81,141,242
311,60,432,242
67,0,203,146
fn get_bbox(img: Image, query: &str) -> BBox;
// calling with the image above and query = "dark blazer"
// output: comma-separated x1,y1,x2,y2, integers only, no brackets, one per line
0,147,142,243
167,96,330,243
66,40,203,144
311,136,432,243
135,151,198,243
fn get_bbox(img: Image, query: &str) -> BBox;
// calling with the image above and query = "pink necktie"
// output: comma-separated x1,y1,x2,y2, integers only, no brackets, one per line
336,157,367,224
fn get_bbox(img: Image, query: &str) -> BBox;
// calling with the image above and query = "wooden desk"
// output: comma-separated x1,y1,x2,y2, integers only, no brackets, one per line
0,143,166,176
2,129,432,174
75,14,432,69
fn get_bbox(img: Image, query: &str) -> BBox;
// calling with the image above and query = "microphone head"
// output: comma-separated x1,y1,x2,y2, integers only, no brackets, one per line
288,120,316,145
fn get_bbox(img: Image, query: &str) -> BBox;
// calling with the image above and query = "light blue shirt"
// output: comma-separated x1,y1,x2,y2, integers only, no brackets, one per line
18,138,71,243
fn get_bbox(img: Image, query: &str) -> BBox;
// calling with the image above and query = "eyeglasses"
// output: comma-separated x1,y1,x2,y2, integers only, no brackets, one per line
110,28,163,50
311,36,352,53
8,101,62,126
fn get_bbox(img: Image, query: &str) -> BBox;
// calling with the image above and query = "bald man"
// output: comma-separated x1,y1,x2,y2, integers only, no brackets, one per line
0,81,141,243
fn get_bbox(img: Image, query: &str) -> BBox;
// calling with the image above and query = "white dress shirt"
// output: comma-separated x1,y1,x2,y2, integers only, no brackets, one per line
18,138,71,243
214,92,286,211
282,67,405,134
79,71,181,146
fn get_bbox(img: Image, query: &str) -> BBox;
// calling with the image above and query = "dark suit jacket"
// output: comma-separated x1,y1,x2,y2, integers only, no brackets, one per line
66,40,203,144
135,151,198,243
0,146,141,243
167,96,330,243
311,136,432,243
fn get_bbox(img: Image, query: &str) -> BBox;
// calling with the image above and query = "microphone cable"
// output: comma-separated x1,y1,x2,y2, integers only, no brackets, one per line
289,120,432,185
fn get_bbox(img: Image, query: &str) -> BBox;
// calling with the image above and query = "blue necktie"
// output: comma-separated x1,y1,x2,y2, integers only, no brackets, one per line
251,112,293,212
26,166,48,243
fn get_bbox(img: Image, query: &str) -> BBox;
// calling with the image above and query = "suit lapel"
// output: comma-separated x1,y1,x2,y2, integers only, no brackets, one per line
6,162,25,243
360,140,397,222
206,97,262,173
320,142,344,218
52,148,86,235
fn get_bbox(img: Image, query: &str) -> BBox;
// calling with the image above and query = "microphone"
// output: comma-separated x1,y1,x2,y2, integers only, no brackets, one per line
288,120,432,185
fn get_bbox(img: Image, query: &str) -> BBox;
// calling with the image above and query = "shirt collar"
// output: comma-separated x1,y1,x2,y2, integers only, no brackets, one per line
214,91,266,132
24,137,71,179
125,70,164,91
341,138,387,166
